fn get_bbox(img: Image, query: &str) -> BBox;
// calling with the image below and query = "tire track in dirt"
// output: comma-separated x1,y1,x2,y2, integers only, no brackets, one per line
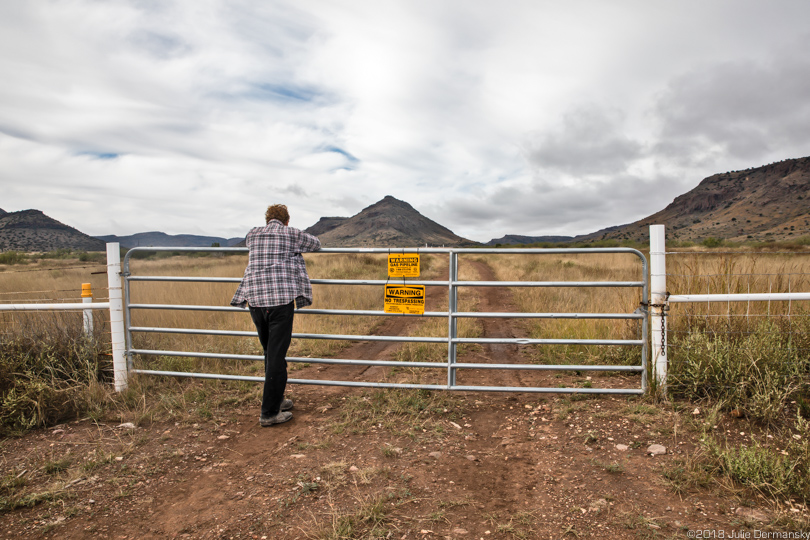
455,258,529,390
298,257,536,392
299,257,538,392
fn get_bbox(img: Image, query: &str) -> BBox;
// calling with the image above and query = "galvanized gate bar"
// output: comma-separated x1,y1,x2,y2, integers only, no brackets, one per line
454,312,643,319
127,304,450,316
130,349,449,368
128,276,243,283
122,245,649,394
453,337,644,345
129,326,449,343
129,369,645,394
128,304,641,319
451,363,643,371
453,280,645,287
129,347,644,373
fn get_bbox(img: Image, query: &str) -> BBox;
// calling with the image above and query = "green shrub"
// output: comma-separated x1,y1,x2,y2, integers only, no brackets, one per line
668,321,809,424
0,251,28,265
664,415,810,502
701,237,724,248
77,251,104,263
707,416,810,501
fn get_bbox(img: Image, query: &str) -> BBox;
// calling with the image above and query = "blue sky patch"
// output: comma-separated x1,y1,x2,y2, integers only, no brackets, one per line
324,146,359,163
251,83,323,103
79,152,120,160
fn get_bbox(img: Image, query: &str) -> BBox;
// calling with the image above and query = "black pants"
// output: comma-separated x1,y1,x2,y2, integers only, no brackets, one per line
249,301,294,417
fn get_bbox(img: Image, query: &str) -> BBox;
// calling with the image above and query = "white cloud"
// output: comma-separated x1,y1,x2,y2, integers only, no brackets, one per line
2,0,810,243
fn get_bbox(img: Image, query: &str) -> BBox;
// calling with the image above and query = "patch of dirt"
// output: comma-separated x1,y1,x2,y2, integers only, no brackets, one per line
1,260,804,539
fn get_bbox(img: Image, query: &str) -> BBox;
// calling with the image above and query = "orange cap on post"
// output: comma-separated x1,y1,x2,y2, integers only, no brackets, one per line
81,283,92,298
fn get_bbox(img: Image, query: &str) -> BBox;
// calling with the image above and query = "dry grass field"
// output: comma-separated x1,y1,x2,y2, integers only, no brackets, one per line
1,247,808,377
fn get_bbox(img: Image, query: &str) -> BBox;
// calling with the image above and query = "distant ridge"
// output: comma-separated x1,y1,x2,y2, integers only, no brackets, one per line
0,210,105,252
486,234,573,246
306,196,478,247
97,232,244,249
575,156,810,243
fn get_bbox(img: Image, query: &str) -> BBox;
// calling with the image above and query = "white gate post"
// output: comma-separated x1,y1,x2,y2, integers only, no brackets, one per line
649,225,668,391
106,243,128,391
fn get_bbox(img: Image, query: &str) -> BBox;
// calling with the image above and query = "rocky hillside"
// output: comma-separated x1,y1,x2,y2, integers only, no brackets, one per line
576,156,810,243
0,210,106,252
306,196,478,247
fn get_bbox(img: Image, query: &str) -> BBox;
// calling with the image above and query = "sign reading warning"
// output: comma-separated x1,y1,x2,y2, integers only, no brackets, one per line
387,254,420,278
384,284,425,315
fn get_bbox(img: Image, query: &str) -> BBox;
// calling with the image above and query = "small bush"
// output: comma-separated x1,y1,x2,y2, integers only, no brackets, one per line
37,249,78,260
664,415,810,502
701,237,724,248
668,321,809,425
707,417,810,501
0,251,28,265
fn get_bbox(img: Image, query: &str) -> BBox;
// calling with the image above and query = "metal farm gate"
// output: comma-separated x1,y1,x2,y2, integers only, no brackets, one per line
121,247,649,394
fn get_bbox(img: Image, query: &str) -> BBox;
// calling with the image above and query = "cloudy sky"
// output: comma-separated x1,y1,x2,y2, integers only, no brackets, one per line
2,1,810,242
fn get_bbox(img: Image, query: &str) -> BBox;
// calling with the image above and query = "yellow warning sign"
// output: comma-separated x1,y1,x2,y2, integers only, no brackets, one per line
384,284,425,315
388,254,420,278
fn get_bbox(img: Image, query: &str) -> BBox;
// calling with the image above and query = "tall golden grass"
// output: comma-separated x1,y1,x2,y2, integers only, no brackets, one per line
0,258,110,340
665,250,810,324
474,251,646,365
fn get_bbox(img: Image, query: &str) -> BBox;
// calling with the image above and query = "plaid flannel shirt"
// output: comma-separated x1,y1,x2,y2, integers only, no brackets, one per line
230,220,321,309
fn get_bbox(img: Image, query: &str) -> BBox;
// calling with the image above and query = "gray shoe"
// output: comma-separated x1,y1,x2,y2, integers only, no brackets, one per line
281,399,294,411
260,411,293,427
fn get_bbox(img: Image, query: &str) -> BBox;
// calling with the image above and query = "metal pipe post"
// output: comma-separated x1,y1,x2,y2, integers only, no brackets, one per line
649,225,668,391
447,252,458,388
106,243,127,391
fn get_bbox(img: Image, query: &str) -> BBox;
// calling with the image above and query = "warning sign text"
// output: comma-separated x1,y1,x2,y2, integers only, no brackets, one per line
384,284,425,315
387,254,420,278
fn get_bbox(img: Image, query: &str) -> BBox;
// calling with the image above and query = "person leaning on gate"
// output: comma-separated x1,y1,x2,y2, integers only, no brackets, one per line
231,204,321,427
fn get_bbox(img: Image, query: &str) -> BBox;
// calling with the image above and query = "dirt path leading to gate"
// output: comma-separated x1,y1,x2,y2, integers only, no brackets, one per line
297,280,448,389
455,259,526,389
0,259,795,539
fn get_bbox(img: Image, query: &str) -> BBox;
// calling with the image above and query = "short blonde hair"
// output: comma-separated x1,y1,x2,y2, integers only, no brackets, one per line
265,204,290,224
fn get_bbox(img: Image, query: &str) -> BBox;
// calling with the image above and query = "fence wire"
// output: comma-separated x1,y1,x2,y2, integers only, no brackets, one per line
664,249,810,400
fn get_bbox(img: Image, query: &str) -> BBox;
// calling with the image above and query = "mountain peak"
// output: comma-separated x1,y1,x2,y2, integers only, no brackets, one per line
306,196,477,247
365,195,415,210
